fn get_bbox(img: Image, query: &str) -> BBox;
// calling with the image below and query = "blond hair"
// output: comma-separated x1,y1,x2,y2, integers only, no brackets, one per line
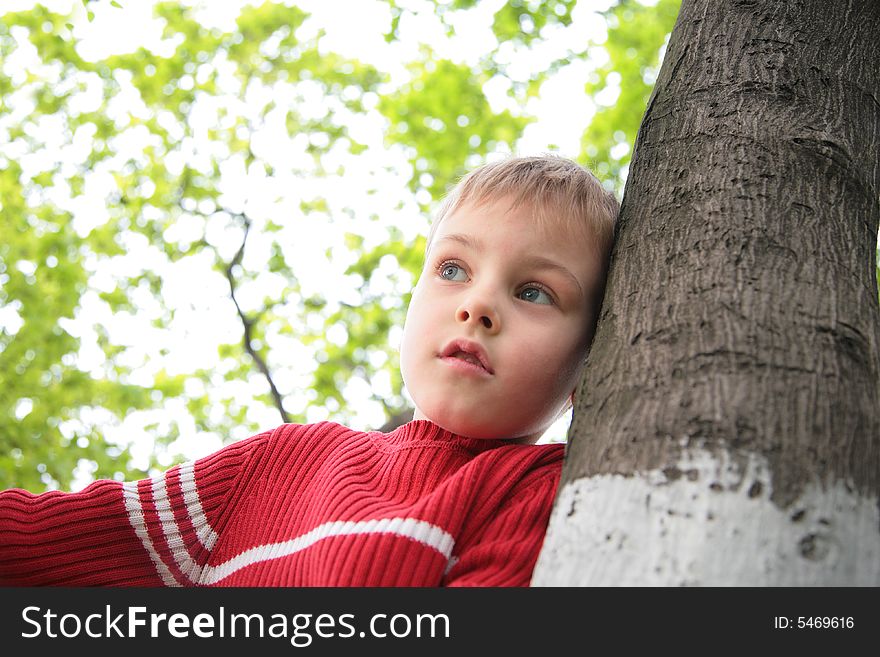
427,154,619,314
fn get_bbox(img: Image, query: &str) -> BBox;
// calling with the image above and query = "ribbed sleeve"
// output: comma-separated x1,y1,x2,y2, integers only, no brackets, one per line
0,429,268,586
0,478,158,586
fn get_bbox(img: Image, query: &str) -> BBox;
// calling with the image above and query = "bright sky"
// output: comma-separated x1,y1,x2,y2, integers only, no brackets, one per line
2,0,616,489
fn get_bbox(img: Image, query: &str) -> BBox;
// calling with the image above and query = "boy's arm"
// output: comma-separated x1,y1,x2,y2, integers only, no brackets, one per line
441,468,560,587
0,430,268,586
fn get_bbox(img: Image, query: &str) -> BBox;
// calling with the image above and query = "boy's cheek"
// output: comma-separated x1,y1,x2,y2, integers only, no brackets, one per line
510,341,582,390
404,281,433,318
405,291,448,334
402,286,432,330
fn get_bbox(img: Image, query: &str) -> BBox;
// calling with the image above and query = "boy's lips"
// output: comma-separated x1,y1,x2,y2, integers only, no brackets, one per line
438,339,494,374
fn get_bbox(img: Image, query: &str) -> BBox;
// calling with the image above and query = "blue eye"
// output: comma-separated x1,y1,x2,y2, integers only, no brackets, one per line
439,262,468,281
518,286,553,305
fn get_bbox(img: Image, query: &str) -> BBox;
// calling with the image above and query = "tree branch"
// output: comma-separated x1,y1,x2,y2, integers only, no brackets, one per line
222,211,291,424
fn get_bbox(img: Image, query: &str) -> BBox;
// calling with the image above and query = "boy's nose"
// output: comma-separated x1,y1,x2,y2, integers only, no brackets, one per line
456,298,500,333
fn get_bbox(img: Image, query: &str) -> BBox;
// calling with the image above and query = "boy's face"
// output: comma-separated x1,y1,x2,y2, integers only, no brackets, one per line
399,197,602,443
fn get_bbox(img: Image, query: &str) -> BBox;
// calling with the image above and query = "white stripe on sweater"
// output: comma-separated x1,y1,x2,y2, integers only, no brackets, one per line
122,481,181,587
177,461,219,551
153,470,203,584
198,517,456,585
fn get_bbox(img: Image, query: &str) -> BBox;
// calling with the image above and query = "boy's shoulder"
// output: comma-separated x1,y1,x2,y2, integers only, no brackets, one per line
255,420,355,444
496,441,565,482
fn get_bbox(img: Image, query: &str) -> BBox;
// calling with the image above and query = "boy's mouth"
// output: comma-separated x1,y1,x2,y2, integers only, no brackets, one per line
450,351,484,369
439,339,494,374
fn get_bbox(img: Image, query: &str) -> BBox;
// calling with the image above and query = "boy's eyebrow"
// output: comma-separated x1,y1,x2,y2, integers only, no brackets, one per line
435,233,584,297
436,233,483,252
522,254,584,298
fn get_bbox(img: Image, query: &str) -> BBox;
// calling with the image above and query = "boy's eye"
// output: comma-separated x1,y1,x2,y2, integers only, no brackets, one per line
439,262,468,281
518,285,553,305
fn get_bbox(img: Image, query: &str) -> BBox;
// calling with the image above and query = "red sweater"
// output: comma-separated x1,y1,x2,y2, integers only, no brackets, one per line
0,420,563,586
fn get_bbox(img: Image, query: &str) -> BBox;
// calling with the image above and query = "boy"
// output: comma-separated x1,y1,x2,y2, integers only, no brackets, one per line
0,155,618,586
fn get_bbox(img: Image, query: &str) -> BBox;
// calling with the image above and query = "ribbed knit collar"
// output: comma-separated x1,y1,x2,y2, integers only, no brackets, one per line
382,419,514,454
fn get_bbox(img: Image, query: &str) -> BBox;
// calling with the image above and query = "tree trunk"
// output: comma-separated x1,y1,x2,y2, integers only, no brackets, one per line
533,0,880,586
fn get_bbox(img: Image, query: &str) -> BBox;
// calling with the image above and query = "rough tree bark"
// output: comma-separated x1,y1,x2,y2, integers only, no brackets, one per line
533,0,880,585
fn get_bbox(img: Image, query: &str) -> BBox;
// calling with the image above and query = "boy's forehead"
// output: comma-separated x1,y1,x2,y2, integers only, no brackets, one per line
436,197,593,249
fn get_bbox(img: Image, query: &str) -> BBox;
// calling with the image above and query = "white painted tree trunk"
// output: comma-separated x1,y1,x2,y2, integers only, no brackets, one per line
534,447,880,586
533,0,880,586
